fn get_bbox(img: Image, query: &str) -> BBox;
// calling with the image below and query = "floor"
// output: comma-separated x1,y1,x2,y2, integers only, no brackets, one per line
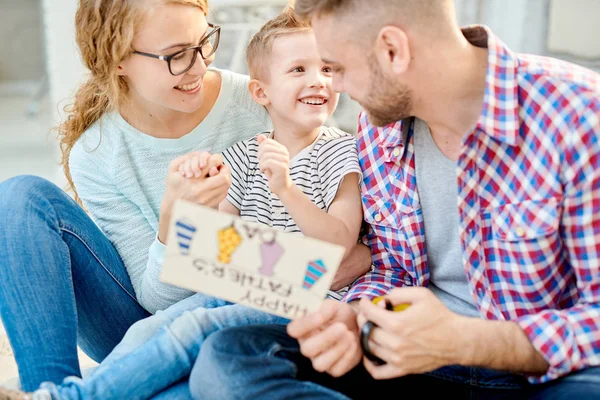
0,94,98,384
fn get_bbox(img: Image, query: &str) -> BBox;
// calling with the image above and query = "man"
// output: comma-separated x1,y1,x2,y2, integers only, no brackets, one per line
189,0,600,398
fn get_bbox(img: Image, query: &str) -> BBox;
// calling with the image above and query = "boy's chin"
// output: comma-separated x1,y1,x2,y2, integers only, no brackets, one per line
307,114,329,127
288,113,329,131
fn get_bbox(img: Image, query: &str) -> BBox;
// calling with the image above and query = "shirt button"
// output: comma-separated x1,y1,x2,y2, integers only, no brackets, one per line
515,227,525,238
393,148,401,157
374,214,382,222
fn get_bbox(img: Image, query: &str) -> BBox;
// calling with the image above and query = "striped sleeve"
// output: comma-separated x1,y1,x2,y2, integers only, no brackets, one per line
317,134,362,210
222,139,250,210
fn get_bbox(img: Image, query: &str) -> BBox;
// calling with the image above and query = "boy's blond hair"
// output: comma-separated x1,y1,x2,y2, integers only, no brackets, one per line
246,3,312,81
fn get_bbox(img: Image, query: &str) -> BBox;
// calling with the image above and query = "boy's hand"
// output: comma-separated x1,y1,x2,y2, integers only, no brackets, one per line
177,151,223,178
257,135,293,196
159,151,231,243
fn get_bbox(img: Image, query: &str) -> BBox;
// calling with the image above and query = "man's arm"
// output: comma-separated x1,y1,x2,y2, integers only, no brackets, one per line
457,318,549,374
509,105,600,383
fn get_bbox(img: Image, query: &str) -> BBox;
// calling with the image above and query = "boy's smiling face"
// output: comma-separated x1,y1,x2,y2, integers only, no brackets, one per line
257,31,339,133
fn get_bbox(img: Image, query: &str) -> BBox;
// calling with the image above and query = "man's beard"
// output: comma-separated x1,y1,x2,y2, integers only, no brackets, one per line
362,57,413,127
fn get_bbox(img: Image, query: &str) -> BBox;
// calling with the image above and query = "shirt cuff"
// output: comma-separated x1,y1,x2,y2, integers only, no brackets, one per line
342,283,391,303
515,312,576,384
149,235,167,267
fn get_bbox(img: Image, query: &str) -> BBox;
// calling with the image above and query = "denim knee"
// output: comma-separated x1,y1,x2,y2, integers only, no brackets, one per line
189,332,228,399
0,175,62,215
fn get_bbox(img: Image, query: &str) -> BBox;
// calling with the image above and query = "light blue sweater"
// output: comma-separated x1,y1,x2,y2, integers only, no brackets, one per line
69,69,272,313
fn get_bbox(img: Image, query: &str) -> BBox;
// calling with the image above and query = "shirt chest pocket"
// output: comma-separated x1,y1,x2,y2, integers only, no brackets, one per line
491,197,560,242
484,198,563,293
362,194,424,269
363,194,419,229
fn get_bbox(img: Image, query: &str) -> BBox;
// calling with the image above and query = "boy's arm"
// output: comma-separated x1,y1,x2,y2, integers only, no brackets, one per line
218,199,241,216
278,173,363,259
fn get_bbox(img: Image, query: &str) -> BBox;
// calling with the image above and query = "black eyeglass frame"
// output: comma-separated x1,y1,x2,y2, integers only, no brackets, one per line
132,23,221,76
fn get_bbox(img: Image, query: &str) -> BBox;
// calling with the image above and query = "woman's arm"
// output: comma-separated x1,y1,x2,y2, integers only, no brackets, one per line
71,148,230,314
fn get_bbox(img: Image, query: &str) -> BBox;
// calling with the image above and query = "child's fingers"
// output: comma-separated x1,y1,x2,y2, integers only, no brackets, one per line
208,166,220,177
170,151,210,172
191,157,203,178
258,138,282,158
260,139,283,152
256,134,267,144
261,152,289,164
183,160,195,178
260,159,287,177
206,154,224,170
197,151,211,169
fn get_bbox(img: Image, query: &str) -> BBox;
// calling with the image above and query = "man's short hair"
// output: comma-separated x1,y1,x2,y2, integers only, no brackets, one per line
246,3,313,80
294,0,454,40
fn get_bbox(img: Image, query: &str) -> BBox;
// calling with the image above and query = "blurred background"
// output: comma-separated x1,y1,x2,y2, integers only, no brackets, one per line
0,0,599,186
0,0,599,382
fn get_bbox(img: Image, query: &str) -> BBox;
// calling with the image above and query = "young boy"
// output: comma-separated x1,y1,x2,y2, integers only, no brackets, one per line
2,5,363,400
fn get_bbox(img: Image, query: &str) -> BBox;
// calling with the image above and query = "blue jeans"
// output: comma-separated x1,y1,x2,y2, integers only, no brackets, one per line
190,324,600,399
0,176,151,391
38,298,288,400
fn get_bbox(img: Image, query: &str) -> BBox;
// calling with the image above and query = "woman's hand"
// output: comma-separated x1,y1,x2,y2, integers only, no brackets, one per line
287,300,363,377
158,151,231,243
357,287,465,380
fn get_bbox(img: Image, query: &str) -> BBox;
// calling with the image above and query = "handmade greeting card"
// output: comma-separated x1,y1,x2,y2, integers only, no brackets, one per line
160,200,346,319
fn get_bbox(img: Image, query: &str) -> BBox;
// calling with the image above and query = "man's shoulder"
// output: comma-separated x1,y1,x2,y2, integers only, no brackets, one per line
517,54,600,102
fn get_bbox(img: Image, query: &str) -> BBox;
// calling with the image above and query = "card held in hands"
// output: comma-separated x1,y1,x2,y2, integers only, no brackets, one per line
160,200,346,319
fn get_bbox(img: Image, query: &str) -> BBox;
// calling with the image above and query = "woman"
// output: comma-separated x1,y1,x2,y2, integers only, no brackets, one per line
0,0,370,396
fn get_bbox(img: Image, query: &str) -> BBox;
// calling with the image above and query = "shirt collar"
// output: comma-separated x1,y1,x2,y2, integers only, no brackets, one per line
466,25,520,146
378,119,405,149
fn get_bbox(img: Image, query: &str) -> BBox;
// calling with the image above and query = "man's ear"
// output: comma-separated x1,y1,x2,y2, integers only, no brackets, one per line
248,79,270,106
374,26,411,76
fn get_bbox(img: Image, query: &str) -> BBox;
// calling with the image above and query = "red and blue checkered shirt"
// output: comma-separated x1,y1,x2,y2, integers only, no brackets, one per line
343,25,600,384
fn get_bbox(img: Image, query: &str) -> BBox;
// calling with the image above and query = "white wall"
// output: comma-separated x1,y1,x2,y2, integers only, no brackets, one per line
41,0,86,125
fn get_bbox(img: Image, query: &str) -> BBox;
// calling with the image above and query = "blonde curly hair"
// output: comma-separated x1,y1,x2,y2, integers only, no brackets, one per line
57,0,208,204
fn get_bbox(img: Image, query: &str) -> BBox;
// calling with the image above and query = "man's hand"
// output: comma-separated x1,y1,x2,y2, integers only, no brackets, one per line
257,135,293,196
288,300,363,377
357,287,465,379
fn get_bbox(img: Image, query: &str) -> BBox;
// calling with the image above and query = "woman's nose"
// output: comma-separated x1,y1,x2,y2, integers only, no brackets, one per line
188,52,209,76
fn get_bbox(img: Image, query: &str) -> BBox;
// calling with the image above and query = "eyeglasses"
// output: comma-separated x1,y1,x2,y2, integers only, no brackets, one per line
133,23,221,76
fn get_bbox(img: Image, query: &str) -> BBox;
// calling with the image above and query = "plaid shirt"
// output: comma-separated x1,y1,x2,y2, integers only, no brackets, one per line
343,25,600,384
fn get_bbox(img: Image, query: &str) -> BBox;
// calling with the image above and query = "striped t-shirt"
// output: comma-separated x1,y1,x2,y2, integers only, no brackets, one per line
222,126,362,300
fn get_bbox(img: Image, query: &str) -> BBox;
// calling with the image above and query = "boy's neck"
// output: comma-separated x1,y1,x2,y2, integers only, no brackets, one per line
271,124,322,159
